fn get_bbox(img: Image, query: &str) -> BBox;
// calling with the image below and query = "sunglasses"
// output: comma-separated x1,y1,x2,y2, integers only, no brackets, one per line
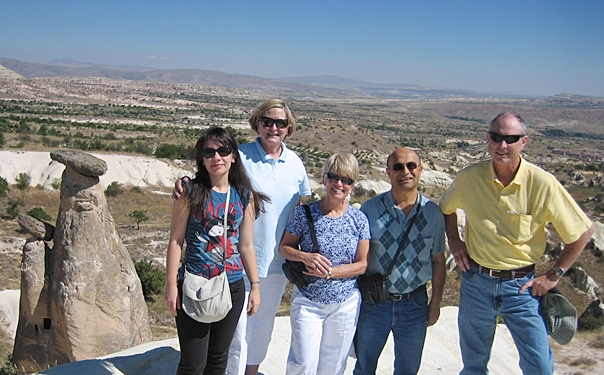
488,132,525,144
325,173,354,185
260,116,289,129
202,146,232,158
392,162,419,172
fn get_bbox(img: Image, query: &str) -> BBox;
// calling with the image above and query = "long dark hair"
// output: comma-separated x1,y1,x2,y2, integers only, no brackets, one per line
189,127,269,217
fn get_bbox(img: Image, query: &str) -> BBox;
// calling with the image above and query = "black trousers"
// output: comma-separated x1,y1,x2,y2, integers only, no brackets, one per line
176,278,245,375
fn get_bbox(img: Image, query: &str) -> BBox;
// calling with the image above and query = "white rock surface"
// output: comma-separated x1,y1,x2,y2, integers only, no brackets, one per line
2,305,522,375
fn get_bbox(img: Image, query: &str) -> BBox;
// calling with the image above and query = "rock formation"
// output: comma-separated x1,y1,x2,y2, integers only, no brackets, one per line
12,150,151,373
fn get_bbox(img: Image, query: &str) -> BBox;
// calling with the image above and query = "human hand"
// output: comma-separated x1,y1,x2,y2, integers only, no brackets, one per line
302,254,331,276
164,284,180,316
519,272,558,296
247,287,261,316
172,176,190,201
427,302,440,326
449,241,470,272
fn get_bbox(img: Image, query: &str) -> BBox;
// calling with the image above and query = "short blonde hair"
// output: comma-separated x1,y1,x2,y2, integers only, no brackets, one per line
248,99,296,137
322,153,359,182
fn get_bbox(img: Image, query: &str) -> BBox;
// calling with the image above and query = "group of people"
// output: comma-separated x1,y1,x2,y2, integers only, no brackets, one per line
164,99,594,375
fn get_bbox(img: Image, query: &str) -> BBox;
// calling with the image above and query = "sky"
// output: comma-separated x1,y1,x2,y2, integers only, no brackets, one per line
1,0,604,97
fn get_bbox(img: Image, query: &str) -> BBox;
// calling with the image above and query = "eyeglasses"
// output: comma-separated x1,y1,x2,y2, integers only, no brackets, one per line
202,146,232,158
325,173,354,185
392,162,419,172
488,132,525,144
260,116,289,129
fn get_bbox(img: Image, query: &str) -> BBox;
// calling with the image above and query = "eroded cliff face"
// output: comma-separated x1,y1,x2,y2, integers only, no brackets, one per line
13,150,151,373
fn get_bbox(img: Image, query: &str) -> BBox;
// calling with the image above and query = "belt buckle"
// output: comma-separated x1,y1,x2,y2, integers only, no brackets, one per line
488,269,500,278
390,294,403,301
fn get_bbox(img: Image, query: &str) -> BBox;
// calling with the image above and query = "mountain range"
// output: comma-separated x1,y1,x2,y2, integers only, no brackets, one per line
0,56,525,100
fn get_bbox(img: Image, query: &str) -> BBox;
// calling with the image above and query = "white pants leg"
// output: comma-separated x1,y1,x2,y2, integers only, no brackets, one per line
226,273,287,374
286,288,361,375
225,279,250,375
246,273,288,364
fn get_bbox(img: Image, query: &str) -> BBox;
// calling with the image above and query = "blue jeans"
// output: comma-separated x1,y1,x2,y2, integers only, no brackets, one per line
458,265,553,375
353,288,428,375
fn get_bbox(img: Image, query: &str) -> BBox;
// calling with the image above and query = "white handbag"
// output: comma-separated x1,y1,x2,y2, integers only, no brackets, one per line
181,187,232,323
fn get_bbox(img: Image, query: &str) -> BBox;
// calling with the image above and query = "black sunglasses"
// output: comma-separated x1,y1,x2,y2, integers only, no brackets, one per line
202,146,232,158
260,116,289,129
488,132,525,144
325,173,354,186
392,162,419,172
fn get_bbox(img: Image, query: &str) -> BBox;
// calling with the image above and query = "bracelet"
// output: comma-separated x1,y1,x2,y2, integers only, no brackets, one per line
250,280,261,285
326,268,333,280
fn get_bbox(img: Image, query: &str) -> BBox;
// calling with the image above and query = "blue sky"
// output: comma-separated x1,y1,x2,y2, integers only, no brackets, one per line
1,0,603,97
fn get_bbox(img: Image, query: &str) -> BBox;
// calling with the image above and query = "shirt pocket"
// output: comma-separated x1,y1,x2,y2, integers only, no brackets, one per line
505,213,534,244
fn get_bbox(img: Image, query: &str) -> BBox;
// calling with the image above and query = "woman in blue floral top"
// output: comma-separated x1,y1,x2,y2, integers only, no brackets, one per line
280,152,370,375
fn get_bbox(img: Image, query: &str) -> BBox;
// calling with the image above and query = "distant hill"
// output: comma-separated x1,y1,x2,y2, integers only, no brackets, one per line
0,56,524,100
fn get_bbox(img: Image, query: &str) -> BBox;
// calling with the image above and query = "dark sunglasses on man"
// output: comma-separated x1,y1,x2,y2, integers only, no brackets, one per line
391,162,419,172
260,116,289,129
488,132,525,144
202,146,232,158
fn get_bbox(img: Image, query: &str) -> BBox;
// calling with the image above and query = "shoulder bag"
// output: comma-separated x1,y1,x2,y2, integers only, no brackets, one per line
181,187,233,323
282,204,320,289
358,201,421,305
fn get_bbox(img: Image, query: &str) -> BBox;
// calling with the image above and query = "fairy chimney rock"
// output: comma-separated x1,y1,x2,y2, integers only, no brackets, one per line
13,150,151,373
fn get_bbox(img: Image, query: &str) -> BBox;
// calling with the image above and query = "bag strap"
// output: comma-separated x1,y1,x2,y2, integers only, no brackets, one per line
222,186,230,264
303,204,320,253
384,198,421,279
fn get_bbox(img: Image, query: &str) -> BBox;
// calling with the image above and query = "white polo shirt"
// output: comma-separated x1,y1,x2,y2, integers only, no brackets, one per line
239,137,311,277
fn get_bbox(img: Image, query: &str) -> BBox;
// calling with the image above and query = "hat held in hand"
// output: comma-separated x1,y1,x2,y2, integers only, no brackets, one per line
541,288,577,345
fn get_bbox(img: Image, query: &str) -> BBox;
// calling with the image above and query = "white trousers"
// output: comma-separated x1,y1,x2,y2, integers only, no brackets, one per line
226,273,288,375
286,288,361,375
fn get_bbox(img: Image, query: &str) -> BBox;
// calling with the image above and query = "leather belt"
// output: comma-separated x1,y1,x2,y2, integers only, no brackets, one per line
470,259,535,279
389,284,426,301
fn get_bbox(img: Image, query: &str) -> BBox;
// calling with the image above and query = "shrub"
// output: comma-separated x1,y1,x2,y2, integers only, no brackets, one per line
0,354,17,375
155,143,191,159
50,177,62,190
578,315,604,331
105,181,123,197
6,197,25,219
0,177,9,198
27,207,53,222
15,173,31,190
133,259,165,300
130,186,143,193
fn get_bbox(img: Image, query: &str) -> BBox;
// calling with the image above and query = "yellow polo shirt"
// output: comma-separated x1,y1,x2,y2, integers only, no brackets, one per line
440,158,592,269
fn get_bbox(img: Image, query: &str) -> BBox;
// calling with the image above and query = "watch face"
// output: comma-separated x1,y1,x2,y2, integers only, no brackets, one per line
555,268,565,277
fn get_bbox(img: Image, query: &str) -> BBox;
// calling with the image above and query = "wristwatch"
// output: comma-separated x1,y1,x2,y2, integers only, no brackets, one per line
326,268,333,280
548,267,565,280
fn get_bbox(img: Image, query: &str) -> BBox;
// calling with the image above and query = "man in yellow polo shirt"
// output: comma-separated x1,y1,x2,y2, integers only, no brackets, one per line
440,112,594,375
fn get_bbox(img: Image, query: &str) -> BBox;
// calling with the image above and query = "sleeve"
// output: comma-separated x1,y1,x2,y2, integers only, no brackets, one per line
439,175,463,215
357,210,371,241
298,167,311,196
285,205,306,238
546,182,592,244
429,204,446,255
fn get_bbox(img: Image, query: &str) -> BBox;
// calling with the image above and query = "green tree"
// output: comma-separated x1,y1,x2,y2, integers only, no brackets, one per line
15,173,31,190
128,210,149,230
0,176,9,198
105,181,123,197
133,259,165,300
0,132,5,148
6,197,25,219
27,207,53,222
